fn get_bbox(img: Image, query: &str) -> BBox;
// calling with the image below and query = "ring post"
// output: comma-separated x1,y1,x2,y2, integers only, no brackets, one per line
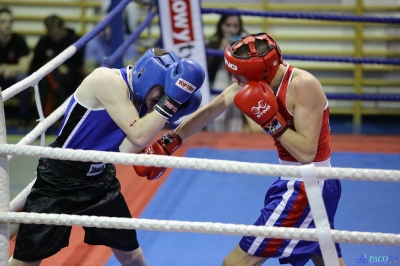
0,88,10,266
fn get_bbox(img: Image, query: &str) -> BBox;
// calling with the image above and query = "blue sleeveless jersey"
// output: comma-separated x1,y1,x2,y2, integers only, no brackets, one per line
56,66,134,152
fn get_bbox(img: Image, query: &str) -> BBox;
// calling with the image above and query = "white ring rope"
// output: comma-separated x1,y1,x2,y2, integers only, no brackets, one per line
15,99,67,144
0,212,398,246
9,179,35,213
33,84,47,147
0,144,399,182
7,97,69,211
8,98,69,155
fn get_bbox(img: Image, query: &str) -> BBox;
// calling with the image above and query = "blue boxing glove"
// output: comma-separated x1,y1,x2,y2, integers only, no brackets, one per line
155,58,205,120
169,90,202,123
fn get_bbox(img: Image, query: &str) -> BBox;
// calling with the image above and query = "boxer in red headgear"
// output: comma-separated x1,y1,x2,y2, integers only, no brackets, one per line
135,32,345,265
223,33,288,138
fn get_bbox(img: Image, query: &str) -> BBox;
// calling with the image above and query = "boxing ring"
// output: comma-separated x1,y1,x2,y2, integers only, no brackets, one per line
1,1,400,265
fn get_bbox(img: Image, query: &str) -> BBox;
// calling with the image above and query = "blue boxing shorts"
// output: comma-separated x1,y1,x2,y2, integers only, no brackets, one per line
239,160,342,266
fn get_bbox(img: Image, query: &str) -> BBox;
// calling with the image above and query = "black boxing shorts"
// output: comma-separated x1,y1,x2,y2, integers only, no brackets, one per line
13,142,139,261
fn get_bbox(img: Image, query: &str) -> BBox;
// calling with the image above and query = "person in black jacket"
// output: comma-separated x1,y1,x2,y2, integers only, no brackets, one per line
0,6,31,128
206,14,247,132
30,15,84,116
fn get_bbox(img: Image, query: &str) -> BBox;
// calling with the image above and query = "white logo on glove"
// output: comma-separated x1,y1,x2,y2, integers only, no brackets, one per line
176,78,196,93
251,100,271,118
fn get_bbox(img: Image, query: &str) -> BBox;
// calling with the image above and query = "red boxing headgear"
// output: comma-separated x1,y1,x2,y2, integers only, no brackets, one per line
224,33,283,84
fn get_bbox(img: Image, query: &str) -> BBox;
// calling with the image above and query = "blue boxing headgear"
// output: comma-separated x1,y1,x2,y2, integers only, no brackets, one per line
132,49,180,102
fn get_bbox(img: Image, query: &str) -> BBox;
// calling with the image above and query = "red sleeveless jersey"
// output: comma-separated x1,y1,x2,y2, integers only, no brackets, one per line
273,64,331,162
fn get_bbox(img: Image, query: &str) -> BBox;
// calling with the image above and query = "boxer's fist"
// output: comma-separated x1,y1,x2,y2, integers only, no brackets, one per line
134,131,182,180
169,90,202,123
164,58,205,103
155,59,205,120
234,81,287,138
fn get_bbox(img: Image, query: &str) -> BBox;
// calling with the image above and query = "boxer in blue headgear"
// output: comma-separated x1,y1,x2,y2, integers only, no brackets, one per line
11,45,206,265
132,48,180,103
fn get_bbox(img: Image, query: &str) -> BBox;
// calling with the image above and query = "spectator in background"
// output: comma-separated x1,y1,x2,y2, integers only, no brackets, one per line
0,6,31,129
30,15,84,116
84,14,138,76
206,14,247,132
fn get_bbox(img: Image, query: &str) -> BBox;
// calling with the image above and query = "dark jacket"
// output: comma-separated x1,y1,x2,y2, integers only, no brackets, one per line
29,28,84,78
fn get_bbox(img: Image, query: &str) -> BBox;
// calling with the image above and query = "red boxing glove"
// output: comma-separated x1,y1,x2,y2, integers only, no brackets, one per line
133,131,182,180
234,81,288,138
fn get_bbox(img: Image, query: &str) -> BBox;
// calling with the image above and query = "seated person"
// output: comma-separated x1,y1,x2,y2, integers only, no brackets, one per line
0,6,31,128
29,14,84,116
206,14,247,132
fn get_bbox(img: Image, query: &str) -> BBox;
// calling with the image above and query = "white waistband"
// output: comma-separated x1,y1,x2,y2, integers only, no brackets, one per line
279,158,331,181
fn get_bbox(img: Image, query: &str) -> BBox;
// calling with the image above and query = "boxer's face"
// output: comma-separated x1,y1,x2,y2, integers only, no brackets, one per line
232,74,248,87
145,85,163,111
